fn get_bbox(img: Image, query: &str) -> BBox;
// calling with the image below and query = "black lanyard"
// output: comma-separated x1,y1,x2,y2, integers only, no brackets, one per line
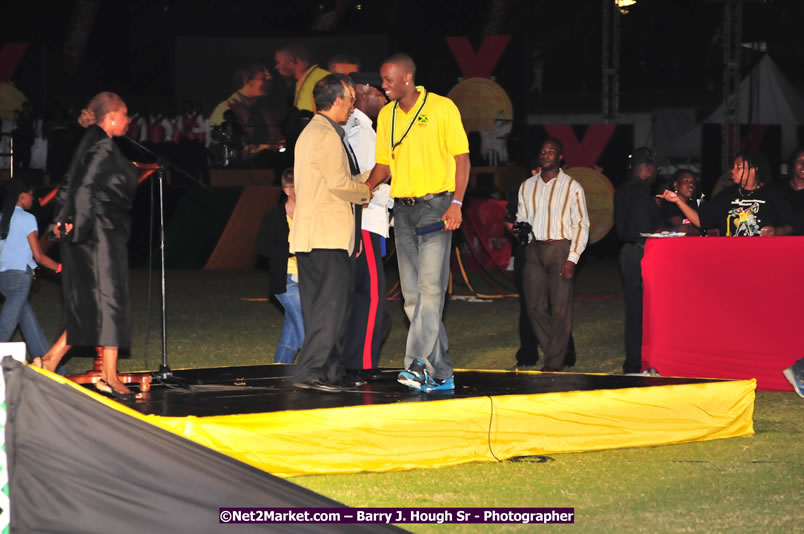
390,89,428,158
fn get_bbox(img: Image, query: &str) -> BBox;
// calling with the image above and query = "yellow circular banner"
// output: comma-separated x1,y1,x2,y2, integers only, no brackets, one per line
564,166,615,244
447,77,513,132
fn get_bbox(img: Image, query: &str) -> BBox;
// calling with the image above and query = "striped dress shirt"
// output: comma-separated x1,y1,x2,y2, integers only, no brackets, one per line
516,169,590,263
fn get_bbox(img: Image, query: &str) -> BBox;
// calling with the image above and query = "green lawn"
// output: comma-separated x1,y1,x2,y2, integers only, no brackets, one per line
24,257,803,533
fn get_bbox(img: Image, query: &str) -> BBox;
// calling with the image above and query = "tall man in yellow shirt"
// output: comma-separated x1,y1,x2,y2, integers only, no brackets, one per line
366,53,470,392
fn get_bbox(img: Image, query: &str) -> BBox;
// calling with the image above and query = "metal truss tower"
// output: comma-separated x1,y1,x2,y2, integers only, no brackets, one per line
722,0,743,171
602,0,620,123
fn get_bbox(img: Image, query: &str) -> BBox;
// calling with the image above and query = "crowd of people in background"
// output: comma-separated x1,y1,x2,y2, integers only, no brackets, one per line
1,43,803,399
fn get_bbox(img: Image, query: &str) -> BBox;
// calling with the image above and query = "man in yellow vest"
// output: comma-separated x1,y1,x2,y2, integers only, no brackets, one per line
274,44,330,113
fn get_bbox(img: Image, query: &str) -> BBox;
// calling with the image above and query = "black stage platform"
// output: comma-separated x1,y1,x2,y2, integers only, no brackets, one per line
113,365,723,417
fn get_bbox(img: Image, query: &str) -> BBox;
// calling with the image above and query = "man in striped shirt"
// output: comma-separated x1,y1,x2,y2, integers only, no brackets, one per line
515,138,589,371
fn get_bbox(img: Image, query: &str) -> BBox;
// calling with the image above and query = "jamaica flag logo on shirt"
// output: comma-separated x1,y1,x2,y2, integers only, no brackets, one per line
417,114,429,125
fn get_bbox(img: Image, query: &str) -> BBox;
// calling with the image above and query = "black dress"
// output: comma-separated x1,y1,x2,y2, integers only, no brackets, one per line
55,124,138,348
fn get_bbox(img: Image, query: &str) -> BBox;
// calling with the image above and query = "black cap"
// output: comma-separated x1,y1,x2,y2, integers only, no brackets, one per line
630,147,657,167
350,71,382,88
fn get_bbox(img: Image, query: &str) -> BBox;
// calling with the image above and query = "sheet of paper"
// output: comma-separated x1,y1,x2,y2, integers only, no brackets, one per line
361,184,393,237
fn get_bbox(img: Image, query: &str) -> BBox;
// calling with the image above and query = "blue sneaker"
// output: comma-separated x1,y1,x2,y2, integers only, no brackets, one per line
782,367,804,398
423,376,454,393
398,359,430,391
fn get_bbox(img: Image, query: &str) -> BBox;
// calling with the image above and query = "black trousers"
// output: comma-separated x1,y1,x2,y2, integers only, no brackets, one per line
343,230,388,370
513,245,576,367
295,249,354,384
619,243,644,373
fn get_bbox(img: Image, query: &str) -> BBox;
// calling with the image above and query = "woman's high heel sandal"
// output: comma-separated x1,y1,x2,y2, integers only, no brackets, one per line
94,379,135,402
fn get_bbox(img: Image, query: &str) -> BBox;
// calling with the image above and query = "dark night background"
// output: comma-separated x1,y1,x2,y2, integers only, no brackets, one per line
1,0,802,259
2,0,803,192
5,1,803,116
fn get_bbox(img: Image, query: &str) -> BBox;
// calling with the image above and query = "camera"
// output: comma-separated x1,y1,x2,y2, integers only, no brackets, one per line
512,221,533,247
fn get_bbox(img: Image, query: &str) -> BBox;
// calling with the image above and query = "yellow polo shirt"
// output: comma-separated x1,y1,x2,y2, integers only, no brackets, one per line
375,86,469,198
295,65,330,112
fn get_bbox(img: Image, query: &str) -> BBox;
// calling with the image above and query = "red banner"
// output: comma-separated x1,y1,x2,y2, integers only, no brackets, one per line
544,124,616,168
0,43,29,82
446,36,511,78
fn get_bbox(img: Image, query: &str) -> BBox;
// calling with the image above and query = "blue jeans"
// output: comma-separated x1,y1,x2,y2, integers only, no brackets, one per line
274,274,304,364
393,194,453,380
0,269,50,359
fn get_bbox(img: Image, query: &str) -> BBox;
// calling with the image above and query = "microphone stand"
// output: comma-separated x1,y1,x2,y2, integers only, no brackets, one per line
121,136,209,385
124,136,213,191
154,163,171,381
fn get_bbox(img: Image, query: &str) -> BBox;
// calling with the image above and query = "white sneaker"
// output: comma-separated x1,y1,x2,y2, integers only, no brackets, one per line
782,367,804,398
624,368,660,377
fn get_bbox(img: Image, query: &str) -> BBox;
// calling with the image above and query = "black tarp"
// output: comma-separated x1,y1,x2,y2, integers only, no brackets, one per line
2,358,402,533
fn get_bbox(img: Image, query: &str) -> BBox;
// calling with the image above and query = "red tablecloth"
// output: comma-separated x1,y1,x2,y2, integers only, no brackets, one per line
642,236,804,391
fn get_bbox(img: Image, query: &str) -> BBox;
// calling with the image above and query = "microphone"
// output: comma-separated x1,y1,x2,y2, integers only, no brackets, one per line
415,220,447,235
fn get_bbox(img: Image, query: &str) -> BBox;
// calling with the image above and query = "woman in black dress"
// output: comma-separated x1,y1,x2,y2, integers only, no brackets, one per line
35,92,140,400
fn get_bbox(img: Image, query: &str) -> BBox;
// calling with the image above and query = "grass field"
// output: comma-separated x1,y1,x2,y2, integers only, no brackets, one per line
24,256,803,533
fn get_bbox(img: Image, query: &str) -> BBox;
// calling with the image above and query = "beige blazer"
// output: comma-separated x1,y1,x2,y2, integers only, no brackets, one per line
290,114,370,255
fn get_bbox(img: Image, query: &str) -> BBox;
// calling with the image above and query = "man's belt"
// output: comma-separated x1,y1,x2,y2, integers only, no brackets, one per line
396,191,451,206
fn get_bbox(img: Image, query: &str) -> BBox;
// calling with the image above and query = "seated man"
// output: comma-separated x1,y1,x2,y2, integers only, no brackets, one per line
209,64,280,165
210,64,271,134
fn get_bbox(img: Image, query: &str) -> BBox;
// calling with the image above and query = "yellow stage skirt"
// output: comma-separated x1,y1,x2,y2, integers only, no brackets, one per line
32,368,755,478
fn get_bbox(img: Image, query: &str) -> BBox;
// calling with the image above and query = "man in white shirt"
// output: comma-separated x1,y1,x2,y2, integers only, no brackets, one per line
342,72,391,373
515,138,589,371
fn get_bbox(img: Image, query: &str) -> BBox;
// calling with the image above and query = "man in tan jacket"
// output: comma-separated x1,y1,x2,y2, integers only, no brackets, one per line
290,73,372,392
